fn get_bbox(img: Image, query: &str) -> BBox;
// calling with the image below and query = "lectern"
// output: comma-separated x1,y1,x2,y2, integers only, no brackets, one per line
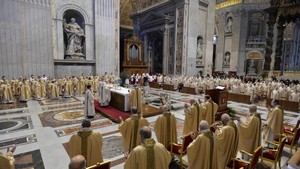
205,89,228,112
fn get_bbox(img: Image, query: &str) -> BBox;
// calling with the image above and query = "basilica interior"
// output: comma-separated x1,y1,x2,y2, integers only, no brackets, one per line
0,0,300,169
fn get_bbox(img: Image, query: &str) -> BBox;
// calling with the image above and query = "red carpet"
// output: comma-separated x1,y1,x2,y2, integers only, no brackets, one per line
94,101,130,123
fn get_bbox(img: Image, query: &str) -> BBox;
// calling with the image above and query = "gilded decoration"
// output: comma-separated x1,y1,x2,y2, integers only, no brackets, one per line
175,7,184,75
120,0,134,26
216,0,242,10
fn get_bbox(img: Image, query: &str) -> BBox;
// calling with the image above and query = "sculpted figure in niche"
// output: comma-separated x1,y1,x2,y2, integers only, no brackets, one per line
196,36,204,67
224,51,230,66
63,18,85,59
226,17,233,33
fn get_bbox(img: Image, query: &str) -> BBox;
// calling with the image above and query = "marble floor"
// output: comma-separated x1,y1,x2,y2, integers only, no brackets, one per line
0,88,299,169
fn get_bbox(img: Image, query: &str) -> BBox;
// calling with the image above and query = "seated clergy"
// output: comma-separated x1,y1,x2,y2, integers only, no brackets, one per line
124,126,172,169
214,114,239,169
263,100,284,142
182,99,206,136
202,95,218,124
0,145,16,169
237,105,261,159
154,105,177,149
119,107,149,155
69,119,103,166
98,78,111,106
187,120,220,169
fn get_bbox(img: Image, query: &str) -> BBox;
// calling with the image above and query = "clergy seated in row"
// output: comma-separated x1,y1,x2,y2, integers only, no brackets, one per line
84,85,95,119
128,85,143,115
237,104,261,160
124,126,172,169
69,120,103,167
118,107,149,155
68,155,86,169
0,145,16,169
187,120,219,169
154,105,177,149
263,100,284,142
98,78,111,107
212,114,239,169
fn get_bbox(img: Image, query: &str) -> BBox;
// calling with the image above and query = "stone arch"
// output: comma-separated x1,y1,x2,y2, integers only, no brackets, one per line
56,4,91,24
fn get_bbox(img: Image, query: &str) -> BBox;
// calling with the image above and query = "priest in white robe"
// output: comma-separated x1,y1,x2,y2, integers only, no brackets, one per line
84,84,95,118
98,79,111,106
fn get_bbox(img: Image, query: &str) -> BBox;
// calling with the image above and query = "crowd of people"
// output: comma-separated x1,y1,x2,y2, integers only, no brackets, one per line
0,73,116,103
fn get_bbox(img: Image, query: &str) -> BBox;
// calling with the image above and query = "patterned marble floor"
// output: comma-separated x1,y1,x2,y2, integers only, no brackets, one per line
0,88,298,169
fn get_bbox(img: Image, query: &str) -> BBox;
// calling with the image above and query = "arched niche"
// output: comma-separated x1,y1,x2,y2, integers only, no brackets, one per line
63,9,86,59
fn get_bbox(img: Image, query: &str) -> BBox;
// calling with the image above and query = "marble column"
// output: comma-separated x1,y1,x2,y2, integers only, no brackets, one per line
163,26,169,75
274,17,285,71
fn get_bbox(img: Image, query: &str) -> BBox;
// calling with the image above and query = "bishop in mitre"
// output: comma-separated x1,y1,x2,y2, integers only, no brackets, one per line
124,126,172,169
182,99,206,136
237,104,261,158
187,120,220,169
69,119,103,167
214,114,239,169
98,78,111,106
154,105,177,149
263,100,284,142
119,107,149,155
128,85,143,114
203,95,218,124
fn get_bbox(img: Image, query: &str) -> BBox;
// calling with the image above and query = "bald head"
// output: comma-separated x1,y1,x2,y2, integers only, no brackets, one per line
161,105,168,113
249,104,257,114
140,126,152,141
69,155,86,169
190,99,196,105
221,113,231,125
199,120,209,131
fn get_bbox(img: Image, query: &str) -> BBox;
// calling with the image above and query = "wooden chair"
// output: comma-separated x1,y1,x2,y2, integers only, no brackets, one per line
284,119,300,133
260,137,287,169
86,161,111,169
227,146,262,169
170,134,193,169
277,128,300,157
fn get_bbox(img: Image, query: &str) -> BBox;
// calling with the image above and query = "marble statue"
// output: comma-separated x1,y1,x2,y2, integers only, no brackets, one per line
226,17,233,33
224,51,230,66
63,18,85,59
196,36,204,67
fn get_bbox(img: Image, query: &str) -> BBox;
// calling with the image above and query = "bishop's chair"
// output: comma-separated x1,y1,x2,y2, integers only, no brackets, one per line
276,128,300,157
227,146,262,169
86,161,111,169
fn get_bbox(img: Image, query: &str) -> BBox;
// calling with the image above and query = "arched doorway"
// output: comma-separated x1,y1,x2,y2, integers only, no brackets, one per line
148,31,163,74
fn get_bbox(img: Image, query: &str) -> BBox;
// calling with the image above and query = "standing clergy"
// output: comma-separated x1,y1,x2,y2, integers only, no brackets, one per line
124,126,172,169
263,100,284,142
84,85,95,119
237,105,261,158
187,120,219,169
0,77,13,104
182,99,206,136
128,85,143,114
19,79,30,102
69,119,103,167
49,80,60,100
98,78,111,107
154,105,177,149
202,95,218,124
214,114,239,169
118,107,149,155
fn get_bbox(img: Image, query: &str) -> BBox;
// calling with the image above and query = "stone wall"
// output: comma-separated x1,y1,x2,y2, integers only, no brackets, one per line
0,0,54,78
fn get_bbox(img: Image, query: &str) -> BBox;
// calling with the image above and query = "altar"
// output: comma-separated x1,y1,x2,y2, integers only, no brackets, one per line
109,87,131,112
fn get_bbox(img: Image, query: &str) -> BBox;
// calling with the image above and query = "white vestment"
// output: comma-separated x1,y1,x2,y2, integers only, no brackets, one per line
84,89,95,117
98,81,111,106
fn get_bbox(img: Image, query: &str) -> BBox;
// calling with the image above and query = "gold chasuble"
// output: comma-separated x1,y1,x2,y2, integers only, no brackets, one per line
215,121,239,169
124,138,172,169
263,106,284,142
69,131,103,166
129,88,143,114
183,104,206,136
118,115,149,153
187,130,219,169
238,114,261,153
0,152,15,169
203,100,218,124
154,112,177,148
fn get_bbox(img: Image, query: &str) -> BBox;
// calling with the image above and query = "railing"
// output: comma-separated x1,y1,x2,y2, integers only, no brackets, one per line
247,36,266,43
